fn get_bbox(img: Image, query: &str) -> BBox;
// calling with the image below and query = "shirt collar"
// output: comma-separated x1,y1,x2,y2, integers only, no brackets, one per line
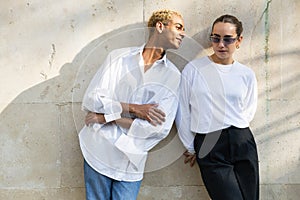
131,44,167,65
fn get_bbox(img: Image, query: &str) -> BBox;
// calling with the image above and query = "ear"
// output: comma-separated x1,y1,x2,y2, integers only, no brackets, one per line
236,35,243,48
237,35,243,43
155,21,164,33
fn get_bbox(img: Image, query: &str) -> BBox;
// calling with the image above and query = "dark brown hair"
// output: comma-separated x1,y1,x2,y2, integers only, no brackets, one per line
211,14,243,36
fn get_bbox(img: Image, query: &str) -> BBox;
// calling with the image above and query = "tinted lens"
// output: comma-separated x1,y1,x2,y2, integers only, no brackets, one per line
210,36,237,45
223,38,236,44
210,36,221,43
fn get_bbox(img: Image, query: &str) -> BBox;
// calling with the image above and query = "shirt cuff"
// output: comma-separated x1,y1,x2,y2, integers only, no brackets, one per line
103,101,123,122
187,148,195,154
114,133,147,169
104,112,121,123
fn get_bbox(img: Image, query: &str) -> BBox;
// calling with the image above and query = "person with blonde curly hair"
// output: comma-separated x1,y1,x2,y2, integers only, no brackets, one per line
79,9,185,200
147,10,183,36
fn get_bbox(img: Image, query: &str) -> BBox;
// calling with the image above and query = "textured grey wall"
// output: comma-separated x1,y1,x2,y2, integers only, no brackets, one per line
1,0,299,199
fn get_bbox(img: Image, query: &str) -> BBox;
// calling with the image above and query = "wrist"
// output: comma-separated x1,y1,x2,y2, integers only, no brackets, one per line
121,103,134,114
128,104,136,114
97,114,106,124
187,149,195,154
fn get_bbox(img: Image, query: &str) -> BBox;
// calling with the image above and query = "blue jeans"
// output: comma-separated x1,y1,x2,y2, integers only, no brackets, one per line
84,160,142,200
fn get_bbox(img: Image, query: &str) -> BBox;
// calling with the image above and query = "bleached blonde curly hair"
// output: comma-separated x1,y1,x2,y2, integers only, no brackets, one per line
147,9,183,35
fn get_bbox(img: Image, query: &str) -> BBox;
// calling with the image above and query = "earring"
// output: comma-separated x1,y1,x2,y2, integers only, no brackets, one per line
236,45,240,49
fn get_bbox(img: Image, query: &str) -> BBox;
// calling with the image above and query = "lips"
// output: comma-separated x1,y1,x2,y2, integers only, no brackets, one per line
176,38,182,43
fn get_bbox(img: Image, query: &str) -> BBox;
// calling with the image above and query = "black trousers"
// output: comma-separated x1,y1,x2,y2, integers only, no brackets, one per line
194,126,259,200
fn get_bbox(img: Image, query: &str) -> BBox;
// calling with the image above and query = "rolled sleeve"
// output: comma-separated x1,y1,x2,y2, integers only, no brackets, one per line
115,92,179,165
81,51,123,120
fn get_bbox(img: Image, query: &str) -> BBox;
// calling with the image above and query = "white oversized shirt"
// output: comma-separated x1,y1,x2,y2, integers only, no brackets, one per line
176,56,257,153
79,46,180,181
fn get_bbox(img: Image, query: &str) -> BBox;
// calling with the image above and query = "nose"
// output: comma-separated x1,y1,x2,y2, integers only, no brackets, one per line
217,40,225,47
179,30,185,38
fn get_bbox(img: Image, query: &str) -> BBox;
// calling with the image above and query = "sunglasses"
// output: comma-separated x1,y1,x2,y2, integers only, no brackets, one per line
210,36,238,45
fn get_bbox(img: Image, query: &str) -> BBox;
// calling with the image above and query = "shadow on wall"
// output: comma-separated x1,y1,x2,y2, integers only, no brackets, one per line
71,24,210,173
0,22,208,192
1,20,299,197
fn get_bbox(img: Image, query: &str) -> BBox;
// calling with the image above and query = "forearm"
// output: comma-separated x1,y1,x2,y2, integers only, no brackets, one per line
120,102,143,115
120,102,165,126
84,102,165,127
85,111,134,129
115,117,134,129
85,112,106,125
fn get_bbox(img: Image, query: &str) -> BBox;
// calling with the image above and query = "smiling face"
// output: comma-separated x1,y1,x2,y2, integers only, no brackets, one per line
210,22,243,64
160,14,185,50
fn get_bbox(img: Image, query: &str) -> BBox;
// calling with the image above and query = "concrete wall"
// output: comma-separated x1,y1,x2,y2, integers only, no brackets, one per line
1,0,299,199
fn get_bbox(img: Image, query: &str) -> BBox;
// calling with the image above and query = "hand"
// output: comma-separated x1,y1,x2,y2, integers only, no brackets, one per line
183,150,196,167
85,112,106,125
131,104,166,126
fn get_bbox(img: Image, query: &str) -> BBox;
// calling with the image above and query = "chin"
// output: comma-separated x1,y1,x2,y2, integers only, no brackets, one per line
173,43,181,49
216,53,229,59
168,45,179,50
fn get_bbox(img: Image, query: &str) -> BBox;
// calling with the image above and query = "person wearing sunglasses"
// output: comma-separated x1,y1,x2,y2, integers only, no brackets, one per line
176,14,259,200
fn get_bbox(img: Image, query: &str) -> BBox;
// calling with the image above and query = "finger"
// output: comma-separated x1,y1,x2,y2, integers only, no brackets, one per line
86,112,94,119
149,110,165,124
183,151,194,157
145,114,152,123
145,113,158,126
184,157,189,164
85,113,97,125
184,155,193,164
190,156,196,167
85,116,94,125
183,151,190,156
85,114,91,125
149,118,157,127
150,104,159,108
152,108,166,117
147,112,162,125
85,117,91,125
154,112,165,122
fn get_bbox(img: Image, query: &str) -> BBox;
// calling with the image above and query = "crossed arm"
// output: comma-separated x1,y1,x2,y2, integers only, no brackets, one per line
85,102,196,167
85,102,197,166
85,102,166,128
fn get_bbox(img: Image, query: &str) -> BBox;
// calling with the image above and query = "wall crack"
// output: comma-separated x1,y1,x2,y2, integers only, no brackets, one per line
49,44,56,68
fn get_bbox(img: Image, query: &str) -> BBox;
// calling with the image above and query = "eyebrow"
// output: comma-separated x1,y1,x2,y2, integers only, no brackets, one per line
174,23,185,31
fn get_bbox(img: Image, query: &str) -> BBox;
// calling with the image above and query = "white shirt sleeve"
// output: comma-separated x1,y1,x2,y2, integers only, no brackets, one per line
244,71,258,123
175,66,195,154
82,52,122,122
114,89,179,168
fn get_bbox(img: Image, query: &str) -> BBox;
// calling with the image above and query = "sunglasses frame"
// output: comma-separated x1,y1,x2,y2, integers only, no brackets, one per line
210,36,238,45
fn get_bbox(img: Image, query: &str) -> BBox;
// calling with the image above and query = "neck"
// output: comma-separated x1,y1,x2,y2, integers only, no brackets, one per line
210,54,234,65
143,41,165,65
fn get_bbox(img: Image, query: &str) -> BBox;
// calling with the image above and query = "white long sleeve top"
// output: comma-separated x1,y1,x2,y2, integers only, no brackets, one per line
175,56,257,153
79,46,180,181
